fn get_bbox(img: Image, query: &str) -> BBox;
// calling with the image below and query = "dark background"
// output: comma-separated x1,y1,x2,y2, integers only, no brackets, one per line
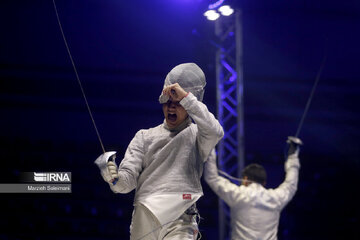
0,0,359,239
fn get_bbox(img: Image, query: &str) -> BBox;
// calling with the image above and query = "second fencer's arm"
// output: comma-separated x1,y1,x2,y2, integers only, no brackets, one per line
204,150,244,207
273,137,302,208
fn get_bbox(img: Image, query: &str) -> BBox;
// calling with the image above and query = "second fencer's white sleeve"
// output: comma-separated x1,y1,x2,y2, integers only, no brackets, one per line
271,154,300,209
204,150,246,208
109,130,145,193
180,93,224,161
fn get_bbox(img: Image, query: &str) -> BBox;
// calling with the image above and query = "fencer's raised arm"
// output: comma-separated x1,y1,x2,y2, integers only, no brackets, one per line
271,136,302,209
159,63,224,161
162,83,224,161
180,92,224,161
204,150,247,207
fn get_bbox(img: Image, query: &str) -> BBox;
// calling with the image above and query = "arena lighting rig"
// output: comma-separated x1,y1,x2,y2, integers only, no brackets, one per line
204,0,234,21
203,1,244,239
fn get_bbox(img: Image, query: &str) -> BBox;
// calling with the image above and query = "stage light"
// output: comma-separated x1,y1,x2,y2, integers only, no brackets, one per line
204,1,234,21
204,10,220,21
218,5,234,16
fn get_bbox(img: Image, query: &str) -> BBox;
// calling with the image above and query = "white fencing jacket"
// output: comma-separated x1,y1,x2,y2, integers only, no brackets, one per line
96,92,224,226
204,151,300,240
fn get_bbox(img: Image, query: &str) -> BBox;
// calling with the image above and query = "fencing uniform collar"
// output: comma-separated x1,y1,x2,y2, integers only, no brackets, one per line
163,117,192,132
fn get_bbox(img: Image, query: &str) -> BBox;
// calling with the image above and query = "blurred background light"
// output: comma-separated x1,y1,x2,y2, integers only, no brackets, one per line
204,10,220,21
218,5,234,16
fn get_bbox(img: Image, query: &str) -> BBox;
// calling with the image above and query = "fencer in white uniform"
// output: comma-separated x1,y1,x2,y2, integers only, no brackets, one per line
204,137,302,240
95,63,224,239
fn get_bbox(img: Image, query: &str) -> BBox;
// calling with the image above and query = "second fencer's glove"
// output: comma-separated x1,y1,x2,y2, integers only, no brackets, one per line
287,136,303,157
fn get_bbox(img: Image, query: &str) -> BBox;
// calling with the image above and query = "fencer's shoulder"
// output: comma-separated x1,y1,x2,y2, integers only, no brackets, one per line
150,123,165,132
134,124,163,137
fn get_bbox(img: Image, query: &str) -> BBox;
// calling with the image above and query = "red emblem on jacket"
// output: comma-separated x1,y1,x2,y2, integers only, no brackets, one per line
183,194,192,200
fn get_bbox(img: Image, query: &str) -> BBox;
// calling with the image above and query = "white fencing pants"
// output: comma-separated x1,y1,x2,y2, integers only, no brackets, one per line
130,203,199,240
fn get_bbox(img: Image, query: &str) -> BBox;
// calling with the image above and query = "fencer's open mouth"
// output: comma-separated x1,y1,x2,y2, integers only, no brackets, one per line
168,113,177,121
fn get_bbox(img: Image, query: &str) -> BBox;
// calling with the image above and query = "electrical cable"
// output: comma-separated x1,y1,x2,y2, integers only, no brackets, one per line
218,169,242,182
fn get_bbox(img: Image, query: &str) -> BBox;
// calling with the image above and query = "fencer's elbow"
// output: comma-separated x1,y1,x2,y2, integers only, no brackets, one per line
209,123,224,141
204,176,214,186
203,170,211,184
204,170,218,185
218,126,224,139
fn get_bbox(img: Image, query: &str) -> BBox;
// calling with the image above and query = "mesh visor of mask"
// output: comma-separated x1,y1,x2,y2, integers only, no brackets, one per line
159,63,206,104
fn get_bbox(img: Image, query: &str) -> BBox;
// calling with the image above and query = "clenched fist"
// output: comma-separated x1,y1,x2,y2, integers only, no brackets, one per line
107,161,118,183
162,83,188,102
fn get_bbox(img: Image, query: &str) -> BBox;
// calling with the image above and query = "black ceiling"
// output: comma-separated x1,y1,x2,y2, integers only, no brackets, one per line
1,0,359,156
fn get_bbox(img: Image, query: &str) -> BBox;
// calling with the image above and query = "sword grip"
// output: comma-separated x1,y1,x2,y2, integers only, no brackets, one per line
108,153,118,185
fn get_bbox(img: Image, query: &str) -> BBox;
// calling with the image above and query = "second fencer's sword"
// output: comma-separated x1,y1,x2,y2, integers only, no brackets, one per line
295,53,327,138
220,49,327,179
283,51,327,157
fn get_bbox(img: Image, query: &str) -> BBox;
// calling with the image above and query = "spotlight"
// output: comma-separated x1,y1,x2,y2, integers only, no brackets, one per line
204,10,220,21
218,5,234,16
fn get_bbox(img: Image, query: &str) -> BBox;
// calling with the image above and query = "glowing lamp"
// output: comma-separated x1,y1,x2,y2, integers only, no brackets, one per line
204,10,220,21
218,5,234,16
